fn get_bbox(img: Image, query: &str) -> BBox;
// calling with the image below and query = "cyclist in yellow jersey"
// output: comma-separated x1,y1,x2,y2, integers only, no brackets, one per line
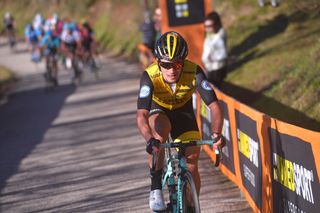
136,31,224,211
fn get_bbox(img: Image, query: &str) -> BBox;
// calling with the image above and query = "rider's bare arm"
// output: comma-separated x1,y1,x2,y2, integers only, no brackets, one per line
195,67,224,148
136,109,153,141
208,101,223,134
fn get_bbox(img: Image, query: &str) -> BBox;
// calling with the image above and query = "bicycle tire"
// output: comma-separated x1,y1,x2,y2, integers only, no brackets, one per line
72,58,83,85
44,59,53,90
88,56,100,80
181,171,200,213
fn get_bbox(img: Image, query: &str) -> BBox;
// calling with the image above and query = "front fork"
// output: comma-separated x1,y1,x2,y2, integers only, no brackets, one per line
163,160,178,213
163,157,187,213
177,157,187,212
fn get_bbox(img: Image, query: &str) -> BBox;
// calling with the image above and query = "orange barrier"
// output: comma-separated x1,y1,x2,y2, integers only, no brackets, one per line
159,0,212,67
197,88,320,213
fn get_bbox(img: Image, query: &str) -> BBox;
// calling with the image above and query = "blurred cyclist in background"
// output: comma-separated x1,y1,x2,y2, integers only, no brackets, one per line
77,20,98,70
32,13,45,35
3,12,16,48
60,22,82,81
24,23,43,62
40,25,61,86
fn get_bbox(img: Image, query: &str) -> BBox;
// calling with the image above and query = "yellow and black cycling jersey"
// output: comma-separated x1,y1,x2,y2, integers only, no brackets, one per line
137,59,217,111
137,59,218,141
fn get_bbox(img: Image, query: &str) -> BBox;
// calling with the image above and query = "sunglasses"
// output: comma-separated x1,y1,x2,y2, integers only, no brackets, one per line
205,24,213,28
158,61,183,70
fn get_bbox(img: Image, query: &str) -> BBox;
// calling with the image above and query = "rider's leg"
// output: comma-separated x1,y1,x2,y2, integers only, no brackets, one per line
7,29,15,47
185,147,201,195
148,112,171,170
45,56,50,71
148,112,171,211
53,56,59,85
53,59,58,76
44,56,50,80
168,104,202,195
70,51,79,78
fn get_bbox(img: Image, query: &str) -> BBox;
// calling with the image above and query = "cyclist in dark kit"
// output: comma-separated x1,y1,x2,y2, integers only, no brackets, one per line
136,31,224,211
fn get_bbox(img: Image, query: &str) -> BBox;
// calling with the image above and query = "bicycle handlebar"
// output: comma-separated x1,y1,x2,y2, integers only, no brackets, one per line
159,140,217,148
151,139,224,170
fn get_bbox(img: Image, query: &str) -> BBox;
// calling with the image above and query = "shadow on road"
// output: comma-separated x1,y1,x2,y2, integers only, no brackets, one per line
0,85,75,192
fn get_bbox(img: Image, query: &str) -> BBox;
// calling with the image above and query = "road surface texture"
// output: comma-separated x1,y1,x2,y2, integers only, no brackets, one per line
0,41,252,213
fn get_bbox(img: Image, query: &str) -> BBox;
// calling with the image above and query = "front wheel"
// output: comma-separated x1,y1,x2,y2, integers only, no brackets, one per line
72,58,83,85
181,171,200,213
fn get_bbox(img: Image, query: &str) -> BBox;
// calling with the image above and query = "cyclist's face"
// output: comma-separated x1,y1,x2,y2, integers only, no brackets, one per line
204,20,214,33
158,60,183,83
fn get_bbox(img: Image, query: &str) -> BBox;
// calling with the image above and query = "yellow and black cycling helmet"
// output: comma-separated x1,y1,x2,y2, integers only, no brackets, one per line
154,31,188,61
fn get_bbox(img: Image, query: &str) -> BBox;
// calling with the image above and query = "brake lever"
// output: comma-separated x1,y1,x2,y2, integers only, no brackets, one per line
214,147,220,167
212,135,225,167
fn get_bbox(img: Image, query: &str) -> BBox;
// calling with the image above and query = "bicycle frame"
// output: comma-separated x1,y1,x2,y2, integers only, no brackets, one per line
158,140,219,213
161,145,183,212
46,53,58,83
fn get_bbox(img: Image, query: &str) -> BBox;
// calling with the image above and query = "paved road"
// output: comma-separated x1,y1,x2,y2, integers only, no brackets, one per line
0,41,252,213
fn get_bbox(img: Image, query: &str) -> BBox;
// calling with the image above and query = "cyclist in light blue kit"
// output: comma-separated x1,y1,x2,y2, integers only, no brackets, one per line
40,26,61,86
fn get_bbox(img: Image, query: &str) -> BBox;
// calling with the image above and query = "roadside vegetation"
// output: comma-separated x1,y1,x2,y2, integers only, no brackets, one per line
0,66,13,82
0,66,15,103
0,0,319,130
0,0,148,58
215,0,320,130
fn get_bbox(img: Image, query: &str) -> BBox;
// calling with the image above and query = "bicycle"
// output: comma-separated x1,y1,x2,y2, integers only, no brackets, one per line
31,44,41,63
44,51,59,90
6,28,16,50
73,55,84,85
61,44,83,85
81,52,101,80
152,138,223,213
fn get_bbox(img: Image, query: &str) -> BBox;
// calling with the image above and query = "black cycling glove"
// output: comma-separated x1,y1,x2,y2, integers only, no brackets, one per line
146,138,161,154
212,132,222,142
212,132,226,148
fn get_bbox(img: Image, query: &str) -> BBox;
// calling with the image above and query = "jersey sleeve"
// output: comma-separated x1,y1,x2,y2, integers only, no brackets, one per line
195,66,218,105
137,71,154,110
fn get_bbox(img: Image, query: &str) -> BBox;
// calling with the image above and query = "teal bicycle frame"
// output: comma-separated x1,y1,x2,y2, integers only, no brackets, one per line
152,139,221,213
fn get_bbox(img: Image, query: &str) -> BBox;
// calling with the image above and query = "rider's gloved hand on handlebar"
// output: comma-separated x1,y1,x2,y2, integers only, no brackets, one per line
212,132,226,150
146,138,161,154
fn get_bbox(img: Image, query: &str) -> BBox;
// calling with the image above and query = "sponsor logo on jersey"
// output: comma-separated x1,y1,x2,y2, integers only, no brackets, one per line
201,80,212,91
139,85,150,98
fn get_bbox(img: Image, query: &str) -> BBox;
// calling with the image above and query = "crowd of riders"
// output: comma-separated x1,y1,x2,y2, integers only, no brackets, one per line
24,13,97,85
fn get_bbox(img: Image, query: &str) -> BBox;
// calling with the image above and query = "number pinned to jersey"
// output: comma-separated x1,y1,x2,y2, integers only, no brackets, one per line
139,85,151,98
201,80,212,91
